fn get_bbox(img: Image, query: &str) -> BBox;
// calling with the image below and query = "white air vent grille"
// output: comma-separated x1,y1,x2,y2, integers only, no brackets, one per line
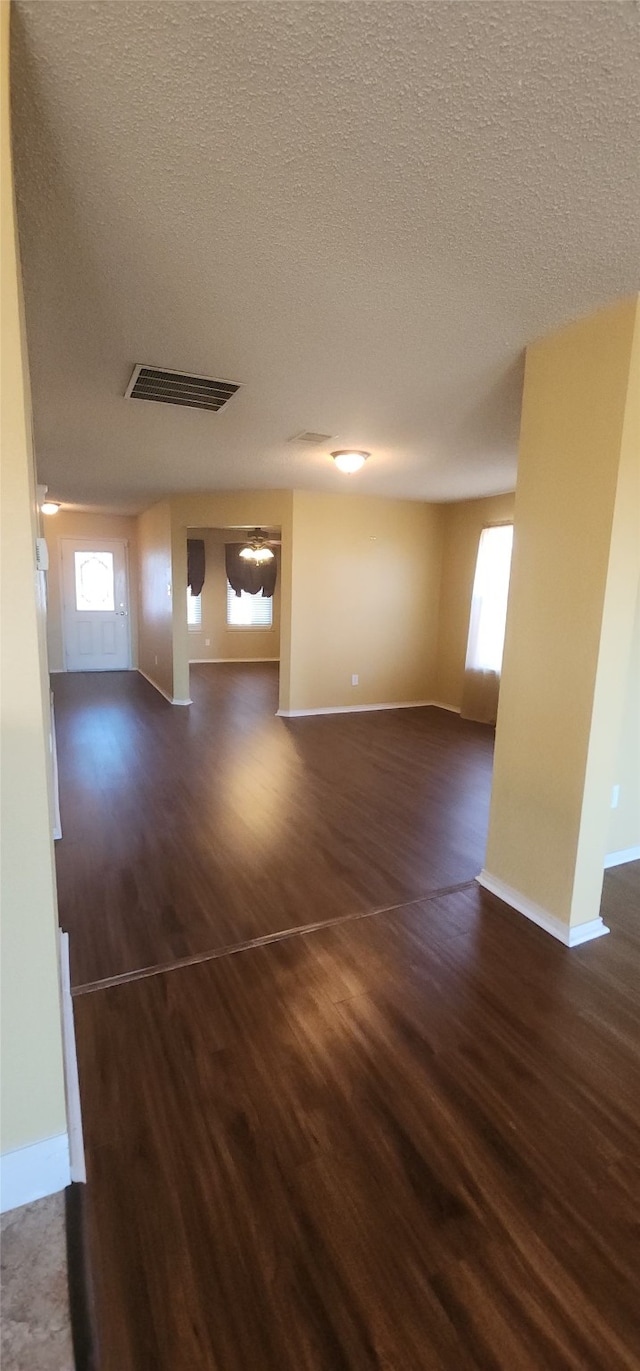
125,365,240,412
291,430,333,444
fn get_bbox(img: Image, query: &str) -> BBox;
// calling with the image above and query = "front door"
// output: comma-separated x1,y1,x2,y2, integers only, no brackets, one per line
61,539,130,671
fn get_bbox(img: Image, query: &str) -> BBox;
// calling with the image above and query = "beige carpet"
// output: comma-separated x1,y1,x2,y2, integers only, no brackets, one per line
1,1192,74,1371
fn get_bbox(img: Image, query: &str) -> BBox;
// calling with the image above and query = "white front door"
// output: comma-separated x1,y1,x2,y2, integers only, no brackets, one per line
61,539,130,671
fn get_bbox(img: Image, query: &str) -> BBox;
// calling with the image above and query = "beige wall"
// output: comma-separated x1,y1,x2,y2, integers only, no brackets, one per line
161,488,447,713
137,499,174,700
435,492,515,711
607,582,640,856
44,509,139,671
187,529,280,663
1,0,67,1158
151,486,539,717
486,296,640,931
168,491,294,707
570,298,640,917
287,491,444,711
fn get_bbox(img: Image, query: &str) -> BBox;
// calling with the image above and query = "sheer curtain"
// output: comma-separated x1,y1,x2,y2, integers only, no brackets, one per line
461,524,513,724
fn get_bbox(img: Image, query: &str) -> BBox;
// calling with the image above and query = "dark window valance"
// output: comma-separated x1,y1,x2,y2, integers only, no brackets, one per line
225,544,277,598
187,539,206,597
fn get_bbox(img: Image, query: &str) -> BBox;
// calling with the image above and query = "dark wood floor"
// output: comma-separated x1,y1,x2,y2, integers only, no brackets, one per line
58,667,640,1366
53,665,495,988
74,864,640,1371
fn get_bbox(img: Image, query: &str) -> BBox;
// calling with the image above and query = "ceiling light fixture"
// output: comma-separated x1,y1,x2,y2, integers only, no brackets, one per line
331,450,369,474
239,529,275,564
240,545,274,564
41,501,61,515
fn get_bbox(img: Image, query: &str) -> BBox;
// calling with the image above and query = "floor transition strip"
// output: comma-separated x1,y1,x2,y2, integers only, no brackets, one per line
70,879,477,997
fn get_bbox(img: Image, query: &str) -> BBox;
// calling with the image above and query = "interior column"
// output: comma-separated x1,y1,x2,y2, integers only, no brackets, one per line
479,296,640,944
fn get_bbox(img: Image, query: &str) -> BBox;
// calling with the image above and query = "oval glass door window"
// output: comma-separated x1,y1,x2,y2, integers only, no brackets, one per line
74,550,115,612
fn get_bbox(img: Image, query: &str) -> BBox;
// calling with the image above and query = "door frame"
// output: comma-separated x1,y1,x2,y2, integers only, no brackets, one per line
59,537,132,671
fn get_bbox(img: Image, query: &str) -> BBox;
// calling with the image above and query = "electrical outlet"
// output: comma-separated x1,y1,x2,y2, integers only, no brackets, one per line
351,674,359,686
154,655,158,666
205,638,211,647
611,784,620,809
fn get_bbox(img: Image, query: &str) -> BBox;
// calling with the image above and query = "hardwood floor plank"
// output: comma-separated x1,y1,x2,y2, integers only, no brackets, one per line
52,666,495,986
74,867,640,1370
58,666,640,1366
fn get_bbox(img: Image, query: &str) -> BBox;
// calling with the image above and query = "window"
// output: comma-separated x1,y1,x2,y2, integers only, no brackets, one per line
74,550,115,611
187,588,202,628
226,581,273,629
465,525,513,673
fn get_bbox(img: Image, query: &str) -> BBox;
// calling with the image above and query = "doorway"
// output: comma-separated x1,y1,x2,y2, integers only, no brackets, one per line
186,527,281,678
61,538,131,671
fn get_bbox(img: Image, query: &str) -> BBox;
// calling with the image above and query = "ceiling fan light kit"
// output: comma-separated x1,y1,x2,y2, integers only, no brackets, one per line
239,529,276,564
239,545,274,564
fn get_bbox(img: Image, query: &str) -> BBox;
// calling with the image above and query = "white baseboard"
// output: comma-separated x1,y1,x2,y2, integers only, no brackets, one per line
476,869,610,947
277,699,436,718
0,1134,70,1214
138,669,191,706
430,701,462,714
189,657,280,664
49,694,62,840
59,932,86,1185
604,846,640,869
138,668,171,702
50,667,138,673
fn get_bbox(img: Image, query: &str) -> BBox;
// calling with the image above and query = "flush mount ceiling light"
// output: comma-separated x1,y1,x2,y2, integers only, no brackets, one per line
331,450,369,474
239,529,275,564
41,501,61,515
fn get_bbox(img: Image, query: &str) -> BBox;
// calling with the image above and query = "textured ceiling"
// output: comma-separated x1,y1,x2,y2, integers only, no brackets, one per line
11,1,640,513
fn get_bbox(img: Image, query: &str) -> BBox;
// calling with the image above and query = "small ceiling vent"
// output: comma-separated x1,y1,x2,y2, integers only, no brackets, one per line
125,365,240,412
291,430,334,444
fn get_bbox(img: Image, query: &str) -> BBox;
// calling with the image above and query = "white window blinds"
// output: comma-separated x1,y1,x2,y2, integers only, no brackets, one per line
187,588,202,627
226,582,273,628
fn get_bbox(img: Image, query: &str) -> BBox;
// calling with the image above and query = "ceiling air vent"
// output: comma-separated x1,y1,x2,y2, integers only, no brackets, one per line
125,365,240,412
291,430,334,444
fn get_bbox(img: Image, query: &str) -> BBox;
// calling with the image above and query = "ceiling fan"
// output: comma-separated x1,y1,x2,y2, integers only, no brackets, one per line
239,528,280,564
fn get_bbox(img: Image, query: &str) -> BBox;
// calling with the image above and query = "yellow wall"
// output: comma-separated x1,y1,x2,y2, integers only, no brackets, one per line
607,583,640,856
435,492,515,710
168,491,294,707
1,0,67,1156
150,487,451,713
486,297,640,930
44,509,139,671
187,529,280,663
137,499,174,700
570,299,640,918
287,491,443,711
